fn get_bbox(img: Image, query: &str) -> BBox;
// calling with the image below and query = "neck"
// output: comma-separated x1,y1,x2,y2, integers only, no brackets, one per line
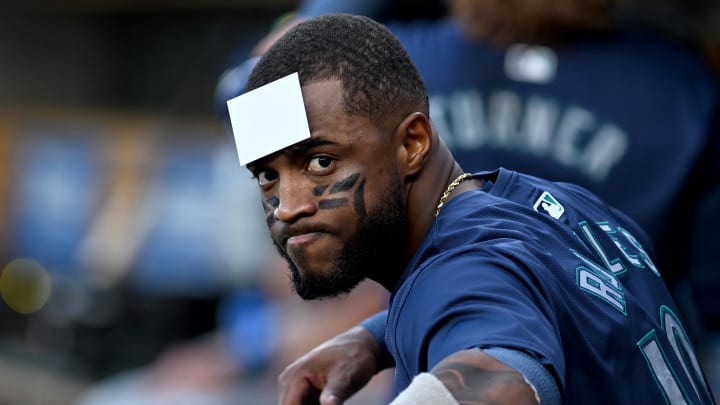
402,138,462,270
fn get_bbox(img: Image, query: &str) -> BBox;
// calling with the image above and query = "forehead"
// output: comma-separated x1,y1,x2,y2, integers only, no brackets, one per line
301,80,348,127
251,80,382,168
227,74,355,166
226,72,312,166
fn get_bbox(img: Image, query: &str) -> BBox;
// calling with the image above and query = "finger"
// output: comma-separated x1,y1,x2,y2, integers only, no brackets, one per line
279,377,320,405
319,392,342,405
319,377,355,405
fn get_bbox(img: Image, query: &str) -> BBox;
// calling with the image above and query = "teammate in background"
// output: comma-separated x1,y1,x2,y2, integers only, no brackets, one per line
229,13,715,404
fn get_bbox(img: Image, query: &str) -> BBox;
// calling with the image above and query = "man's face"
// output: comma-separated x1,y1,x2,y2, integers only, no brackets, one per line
248,79,408,300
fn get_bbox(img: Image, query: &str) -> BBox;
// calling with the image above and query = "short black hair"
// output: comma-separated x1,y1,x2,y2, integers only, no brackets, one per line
246,14,429,126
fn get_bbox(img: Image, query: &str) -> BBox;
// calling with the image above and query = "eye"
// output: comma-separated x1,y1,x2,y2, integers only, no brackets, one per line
256,170,278,186
307,155,335,174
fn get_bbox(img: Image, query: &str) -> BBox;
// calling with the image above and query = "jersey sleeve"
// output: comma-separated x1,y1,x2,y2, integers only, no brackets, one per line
394,242,566,388
359,310,395,368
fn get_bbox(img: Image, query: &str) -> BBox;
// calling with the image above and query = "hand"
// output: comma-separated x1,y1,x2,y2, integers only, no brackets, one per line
278,325,383,405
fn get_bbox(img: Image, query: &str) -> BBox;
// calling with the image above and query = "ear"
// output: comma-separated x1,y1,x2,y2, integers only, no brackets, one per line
395,112,433,177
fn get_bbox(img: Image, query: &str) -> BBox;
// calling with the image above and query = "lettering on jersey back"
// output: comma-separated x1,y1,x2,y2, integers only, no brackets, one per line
573,220,658,314
430,90,629,182
570,222,709,402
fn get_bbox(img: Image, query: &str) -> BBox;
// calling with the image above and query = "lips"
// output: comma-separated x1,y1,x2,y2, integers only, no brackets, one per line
282,229,337,269
276,223,329,250
286,231,323,247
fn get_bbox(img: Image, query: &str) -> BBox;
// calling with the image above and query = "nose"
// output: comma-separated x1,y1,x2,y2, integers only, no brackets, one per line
274,177,317,222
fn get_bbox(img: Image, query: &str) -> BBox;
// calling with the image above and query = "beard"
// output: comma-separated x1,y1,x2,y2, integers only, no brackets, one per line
274,174,408,300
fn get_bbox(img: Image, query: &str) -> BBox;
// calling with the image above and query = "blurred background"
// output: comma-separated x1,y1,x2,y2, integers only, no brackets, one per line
0,0,718,404
0,1,393,404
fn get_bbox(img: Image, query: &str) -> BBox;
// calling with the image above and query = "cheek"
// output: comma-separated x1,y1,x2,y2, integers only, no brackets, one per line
363,165,401,200
318,192,365,227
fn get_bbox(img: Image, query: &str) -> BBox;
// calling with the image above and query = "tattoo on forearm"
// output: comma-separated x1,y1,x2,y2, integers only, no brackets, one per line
434,360,538,405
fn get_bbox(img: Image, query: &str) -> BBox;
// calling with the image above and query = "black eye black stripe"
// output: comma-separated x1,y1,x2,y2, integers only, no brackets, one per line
330,173,359,193
264,173,365,223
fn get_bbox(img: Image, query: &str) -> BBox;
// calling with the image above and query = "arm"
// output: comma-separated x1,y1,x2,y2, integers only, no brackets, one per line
277,315,560,404
388,252,564,404
391,349,552,405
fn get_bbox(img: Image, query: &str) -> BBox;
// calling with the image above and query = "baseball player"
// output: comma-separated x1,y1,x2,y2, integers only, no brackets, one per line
227,14,715,404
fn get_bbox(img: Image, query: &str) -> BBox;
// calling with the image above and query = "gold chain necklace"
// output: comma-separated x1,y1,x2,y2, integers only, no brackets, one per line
435,172,472,218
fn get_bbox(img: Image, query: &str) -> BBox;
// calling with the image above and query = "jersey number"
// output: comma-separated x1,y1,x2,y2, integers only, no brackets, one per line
638,306,713,404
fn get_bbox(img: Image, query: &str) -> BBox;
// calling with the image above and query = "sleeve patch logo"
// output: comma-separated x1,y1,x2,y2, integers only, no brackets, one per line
534,191,565,219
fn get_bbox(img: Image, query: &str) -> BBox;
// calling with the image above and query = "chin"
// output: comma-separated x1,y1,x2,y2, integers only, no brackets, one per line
289,264,362,301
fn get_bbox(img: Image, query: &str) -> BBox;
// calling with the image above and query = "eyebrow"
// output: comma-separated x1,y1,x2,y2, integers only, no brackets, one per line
283,138,337,157
247,138,338,171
